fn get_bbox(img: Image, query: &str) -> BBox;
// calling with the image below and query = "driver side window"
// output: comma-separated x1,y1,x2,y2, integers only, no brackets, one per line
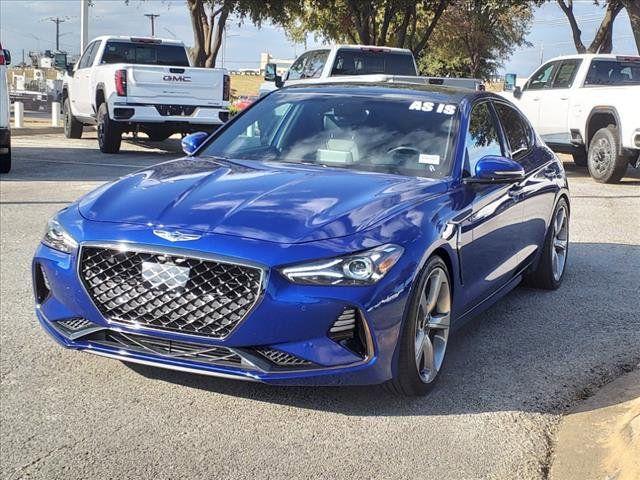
525,61,559,90
465,102,502,176
286,53,311,81
77,42,97,69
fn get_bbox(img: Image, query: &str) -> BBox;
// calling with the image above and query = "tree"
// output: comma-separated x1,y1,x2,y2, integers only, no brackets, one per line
186,0,301,67
556,0,624,54
419,0,533,79
283,0,448,57
620,0,640,54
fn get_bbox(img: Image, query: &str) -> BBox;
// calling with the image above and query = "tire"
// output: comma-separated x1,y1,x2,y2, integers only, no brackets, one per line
0,146,10,174
97,103,122,154
587,125,629,183
525,198,569,290
571,148,587,167
144,127,172,142
386,255,452,396
63,98,83,139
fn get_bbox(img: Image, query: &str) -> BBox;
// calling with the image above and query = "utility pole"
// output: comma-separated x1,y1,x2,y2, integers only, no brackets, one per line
539,42,544,65
145,13,160,37
80,0,89,53
49,17,66,51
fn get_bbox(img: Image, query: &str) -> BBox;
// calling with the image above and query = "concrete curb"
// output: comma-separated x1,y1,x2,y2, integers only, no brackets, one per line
11,127,64,136
550,368,640,480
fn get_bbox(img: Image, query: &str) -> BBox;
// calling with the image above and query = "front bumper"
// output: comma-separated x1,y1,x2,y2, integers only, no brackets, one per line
33,229,412,385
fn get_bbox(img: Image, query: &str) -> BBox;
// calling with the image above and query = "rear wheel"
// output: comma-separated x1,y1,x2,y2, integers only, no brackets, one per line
63,98,83,139
144,127,173,142
525,198,569,290
587,125,629,183
387,256,452,396
97,103,122,154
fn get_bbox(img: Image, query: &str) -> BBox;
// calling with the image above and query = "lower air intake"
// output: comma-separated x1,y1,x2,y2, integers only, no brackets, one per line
253,347,314,368
57,318,94,332
328,307,368,358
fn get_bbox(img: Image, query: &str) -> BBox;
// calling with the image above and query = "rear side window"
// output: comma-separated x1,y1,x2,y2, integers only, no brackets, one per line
552,59,582,88
493,102,531,160
465,102,502,175
525,61,558,90
584,58,640,85
101,42,190,66
331,50,416,76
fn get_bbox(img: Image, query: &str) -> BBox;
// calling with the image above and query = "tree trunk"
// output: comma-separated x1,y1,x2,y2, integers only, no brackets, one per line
621,0,640,54
557,0,587,53
588,0,623,53
187,0,207,67
206,6,229,67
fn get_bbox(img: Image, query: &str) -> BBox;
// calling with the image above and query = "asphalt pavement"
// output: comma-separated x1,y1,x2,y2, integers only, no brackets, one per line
1,132,639,480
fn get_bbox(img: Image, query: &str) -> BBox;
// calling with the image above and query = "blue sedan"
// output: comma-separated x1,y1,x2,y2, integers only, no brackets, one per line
33,83,570,395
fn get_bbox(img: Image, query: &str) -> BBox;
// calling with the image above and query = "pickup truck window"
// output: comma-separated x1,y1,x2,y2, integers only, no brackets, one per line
584,59,640,86
525,61,559,90
331,50,416,76
78,41,98,69
552,59,582,89
287,52,312,81
101,41,190,67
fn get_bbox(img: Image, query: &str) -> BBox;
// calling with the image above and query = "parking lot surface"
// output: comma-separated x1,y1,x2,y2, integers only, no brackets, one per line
1,133,639,479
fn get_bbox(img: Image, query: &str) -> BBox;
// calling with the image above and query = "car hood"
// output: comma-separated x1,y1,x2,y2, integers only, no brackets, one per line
79,157,446,244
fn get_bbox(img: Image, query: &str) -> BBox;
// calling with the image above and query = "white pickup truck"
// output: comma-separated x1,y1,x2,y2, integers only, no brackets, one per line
63,36,230,153
507,53,640,183
259,45,419,96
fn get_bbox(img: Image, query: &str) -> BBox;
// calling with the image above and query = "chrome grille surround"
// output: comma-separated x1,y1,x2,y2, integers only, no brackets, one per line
78,244,265,339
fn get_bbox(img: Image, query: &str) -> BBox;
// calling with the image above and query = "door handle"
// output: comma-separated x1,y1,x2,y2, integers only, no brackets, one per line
532,98,540,101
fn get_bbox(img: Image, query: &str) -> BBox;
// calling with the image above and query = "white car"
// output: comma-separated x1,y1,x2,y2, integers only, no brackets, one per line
63,36,230,153
0,44,10,173
259,45,418,96
508,53,640,183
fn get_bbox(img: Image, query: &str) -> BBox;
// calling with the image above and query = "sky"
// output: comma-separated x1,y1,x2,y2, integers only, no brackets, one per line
0,0,637,78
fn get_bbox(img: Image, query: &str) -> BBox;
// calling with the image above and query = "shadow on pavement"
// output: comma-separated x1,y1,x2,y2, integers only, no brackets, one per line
127,241,640,417
562,160,640,185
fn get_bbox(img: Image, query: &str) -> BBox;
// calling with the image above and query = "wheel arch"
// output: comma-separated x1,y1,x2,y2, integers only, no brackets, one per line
94,84,106,113
586,107,621,153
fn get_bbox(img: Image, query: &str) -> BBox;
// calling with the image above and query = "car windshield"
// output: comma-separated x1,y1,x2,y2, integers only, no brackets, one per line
202,91,458,178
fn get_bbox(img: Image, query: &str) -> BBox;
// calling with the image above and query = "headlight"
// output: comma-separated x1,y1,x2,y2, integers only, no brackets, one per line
42,215,78,253
280,244,404,286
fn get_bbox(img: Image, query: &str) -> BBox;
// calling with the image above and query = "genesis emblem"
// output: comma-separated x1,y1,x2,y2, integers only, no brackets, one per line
153,230,202,242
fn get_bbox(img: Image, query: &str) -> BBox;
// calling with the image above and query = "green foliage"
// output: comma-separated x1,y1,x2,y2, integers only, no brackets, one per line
419,0,533,79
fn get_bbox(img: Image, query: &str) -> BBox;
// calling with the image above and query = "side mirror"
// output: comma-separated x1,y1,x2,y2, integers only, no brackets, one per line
513,86,522,99
274,74,283,88
66,64,75,76
465,156,524,184
264,63,277,82
181,131,208,156
3,49,11,65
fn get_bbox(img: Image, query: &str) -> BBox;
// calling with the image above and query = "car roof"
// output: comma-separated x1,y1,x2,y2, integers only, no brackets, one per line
544,53,640,62
277,81,485,103
90,35,185,46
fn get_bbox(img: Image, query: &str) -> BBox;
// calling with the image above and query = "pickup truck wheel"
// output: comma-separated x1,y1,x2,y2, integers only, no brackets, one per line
97,103,122,154
144,127,172,142
63,99,83,139
587,126,628,184
571,148,587,167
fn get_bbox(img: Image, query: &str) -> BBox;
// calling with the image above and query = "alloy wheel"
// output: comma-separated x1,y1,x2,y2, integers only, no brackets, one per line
414,267,451,384
592,137,612,175
552,205,569,281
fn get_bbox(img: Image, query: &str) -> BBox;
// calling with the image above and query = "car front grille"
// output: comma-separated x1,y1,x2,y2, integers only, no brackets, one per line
79,246,263,338
155,105,197,116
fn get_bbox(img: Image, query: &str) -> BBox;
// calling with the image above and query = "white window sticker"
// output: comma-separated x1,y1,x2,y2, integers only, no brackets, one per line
409,101,457,115
419,154,440,165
